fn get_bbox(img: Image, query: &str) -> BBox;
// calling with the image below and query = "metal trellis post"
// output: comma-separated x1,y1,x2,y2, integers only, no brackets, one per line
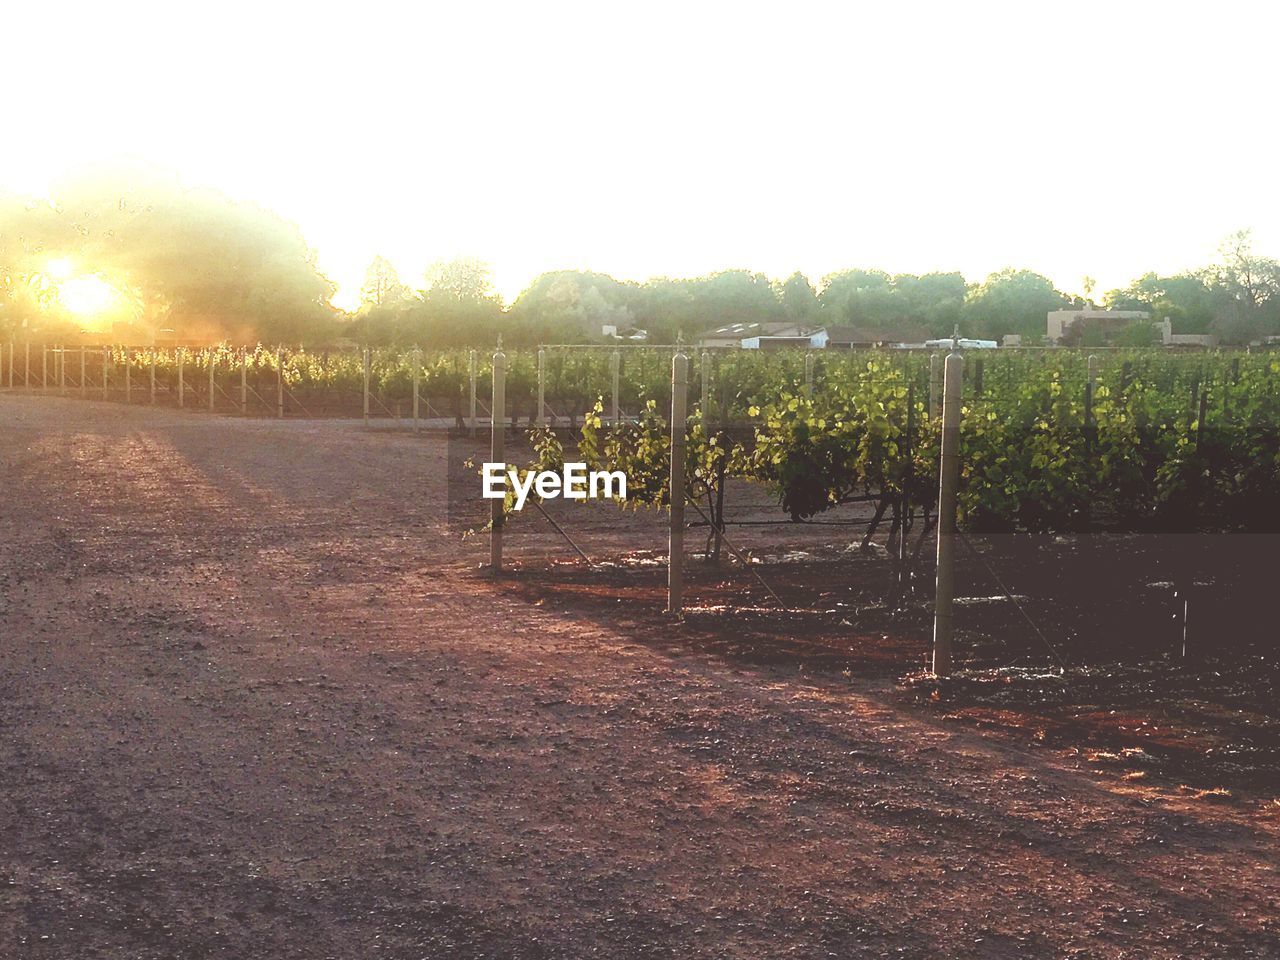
490,342,506,572
668,350,688,615
932,347,964,677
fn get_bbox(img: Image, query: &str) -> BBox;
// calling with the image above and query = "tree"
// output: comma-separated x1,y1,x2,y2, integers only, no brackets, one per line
777,272,818,323
423,256,499,304
508,270,636,342
1215,229,1280,310
1,166,338,344
359,256,408,309
819,269,894,326
963,269,1069,340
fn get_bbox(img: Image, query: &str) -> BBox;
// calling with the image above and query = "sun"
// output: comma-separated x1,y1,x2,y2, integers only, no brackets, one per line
46,257,75,281
58,274,119,317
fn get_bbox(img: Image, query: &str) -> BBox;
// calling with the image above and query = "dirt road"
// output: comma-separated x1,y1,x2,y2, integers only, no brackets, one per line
1,395,1276,959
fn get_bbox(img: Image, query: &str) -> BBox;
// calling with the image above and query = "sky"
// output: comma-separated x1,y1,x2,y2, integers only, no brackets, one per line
5,0,1279,309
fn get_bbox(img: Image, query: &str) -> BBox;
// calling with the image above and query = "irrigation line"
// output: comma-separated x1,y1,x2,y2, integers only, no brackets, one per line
688,517,880,528
530,500,594,565
684,496,788,612
957,530,1068,674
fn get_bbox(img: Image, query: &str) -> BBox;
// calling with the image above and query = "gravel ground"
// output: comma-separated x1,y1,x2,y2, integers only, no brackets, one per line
1,393,1277,959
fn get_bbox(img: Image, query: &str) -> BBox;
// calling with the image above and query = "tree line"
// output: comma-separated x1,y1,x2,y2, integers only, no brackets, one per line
4,171,1278,347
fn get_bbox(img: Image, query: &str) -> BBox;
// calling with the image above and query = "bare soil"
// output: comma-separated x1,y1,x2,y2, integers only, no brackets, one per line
2,394,1278,959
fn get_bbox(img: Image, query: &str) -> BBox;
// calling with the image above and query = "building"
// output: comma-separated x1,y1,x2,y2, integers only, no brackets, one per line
923,337,999,350
1048,309,1220,348
696,322,813,349
1157,318,1218,349
1047,308,1151,343
811,323,931,349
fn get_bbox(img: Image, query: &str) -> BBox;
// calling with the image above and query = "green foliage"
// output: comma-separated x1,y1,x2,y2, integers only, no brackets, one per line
963,269,1070,341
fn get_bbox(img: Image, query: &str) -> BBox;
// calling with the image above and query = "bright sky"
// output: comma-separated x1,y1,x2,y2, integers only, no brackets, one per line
6,1,1279,309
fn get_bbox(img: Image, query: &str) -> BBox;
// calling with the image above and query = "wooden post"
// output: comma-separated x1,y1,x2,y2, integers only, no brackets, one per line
412,345,421,432
149,350,157,406
24,342,30,390
804,351,814,400
610,350,621,424
668,350,688,615
206,350,214,412
58,345,66,393
490,342,506,572
700,350,710,413
101,347,109,401
6,339,12,388
42,345,48,393
240,350,248,415
81,347,87,398
1087,354,1099,387
178,350,185,407
929,353,941,419
932,348,964,677
536,347,547,427
468,349,477,436
125,349,132,403
362,347,371,426
276,347,284,419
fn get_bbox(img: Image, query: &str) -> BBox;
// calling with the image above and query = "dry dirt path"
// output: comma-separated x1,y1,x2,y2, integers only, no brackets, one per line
0,394,1277,959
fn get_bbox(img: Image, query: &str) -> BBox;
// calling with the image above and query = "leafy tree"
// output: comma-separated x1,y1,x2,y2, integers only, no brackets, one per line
817,269,964,337
1,167,338,344
508,270,636,342
777,271,819,323
423,256,499,304
963,268,1069,340
819,269,894,326
359,256,409,309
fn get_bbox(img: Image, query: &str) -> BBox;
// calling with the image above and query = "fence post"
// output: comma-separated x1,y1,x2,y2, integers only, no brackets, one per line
804,351,814,400
490,341,506,572
412,345,421,432
932,347,964,677
149,350,156,406
363,347,371,426
24,342,30,390
929,352,941,419
276,347,284,419
125,349,132,403
6,339,12,388
57,345,65,394
81,347,87,398
700,350,711,414
468,349,478,436
668,349,688,615
101,347,109,401
536,347,547,427
610,350,621,424
207,350,215,412
42,346,48,393
240,350,248,415
178,350,185,407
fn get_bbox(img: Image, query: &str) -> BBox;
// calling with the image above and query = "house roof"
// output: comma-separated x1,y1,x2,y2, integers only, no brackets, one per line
822,323,930,344
699,321,811,340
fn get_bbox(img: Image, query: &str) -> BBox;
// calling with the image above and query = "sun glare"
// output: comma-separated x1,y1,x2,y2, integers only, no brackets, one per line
58,274,119,317
46,257,74,280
